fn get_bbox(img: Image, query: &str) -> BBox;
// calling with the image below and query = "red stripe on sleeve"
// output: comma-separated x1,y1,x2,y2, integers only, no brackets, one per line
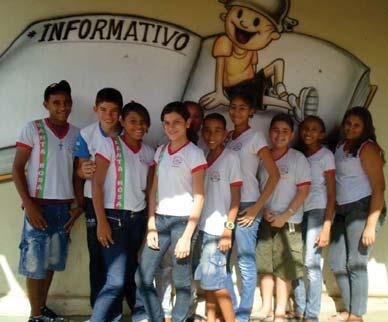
95,153,110,164
230,181,243,187
324,169,336,174
16,141,33,152
296,181,311,187
191,163,208,174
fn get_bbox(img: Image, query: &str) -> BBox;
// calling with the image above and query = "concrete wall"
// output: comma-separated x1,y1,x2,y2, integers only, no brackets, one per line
0,0,387,315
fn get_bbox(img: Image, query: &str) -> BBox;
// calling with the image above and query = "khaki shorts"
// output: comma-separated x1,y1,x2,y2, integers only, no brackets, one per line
256,220,304,280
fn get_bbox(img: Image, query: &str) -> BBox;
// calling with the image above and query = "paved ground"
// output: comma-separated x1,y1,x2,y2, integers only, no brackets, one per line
2,296,388,321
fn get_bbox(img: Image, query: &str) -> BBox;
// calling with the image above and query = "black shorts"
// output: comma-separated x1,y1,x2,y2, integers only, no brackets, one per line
224,69,272,110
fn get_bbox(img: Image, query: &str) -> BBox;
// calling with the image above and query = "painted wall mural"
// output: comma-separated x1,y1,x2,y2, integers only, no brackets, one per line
0,1,377,175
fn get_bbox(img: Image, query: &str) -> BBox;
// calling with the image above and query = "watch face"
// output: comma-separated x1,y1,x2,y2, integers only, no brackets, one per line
225,221,235,230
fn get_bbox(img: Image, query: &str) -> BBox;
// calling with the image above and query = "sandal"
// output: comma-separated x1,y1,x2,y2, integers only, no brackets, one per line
328,312,348,321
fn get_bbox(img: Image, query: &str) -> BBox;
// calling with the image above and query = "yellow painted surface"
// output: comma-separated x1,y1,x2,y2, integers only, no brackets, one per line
0,0,387,314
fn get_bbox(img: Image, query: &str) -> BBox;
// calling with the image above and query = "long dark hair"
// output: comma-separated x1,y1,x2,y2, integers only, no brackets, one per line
340,106,377,157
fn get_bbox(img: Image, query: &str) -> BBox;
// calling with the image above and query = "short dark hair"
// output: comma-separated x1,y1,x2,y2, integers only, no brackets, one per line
44,80,71,101
301,115,326,133
122,101,151,127
161,101,190,122
203,113,227,129
183,100,204,119
95,88,123,109
228,86,257,109
270,113,294,131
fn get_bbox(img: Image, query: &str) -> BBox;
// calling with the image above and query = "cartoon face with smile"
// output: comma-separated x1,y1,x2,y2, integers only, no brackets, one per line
224,6,280,51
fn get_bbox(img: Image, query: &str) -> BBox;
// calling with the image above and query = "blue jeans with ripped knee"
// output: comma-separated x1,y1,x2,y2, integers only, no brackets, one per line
19,203,71,279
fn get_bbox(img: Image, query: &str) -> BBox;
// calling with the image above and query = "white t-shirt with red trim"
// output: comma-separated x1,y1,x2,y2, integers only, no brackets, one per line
335,141,373,205
259,148,311,224
225,128,268,202
153,141,207,217
16,118,79,200
304,146,336,212
200,149,243,236
96,136,154,211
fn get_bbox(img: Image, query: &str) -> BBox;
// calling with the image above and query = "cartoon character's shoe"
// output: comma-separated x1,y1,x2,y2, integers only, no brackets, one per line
288,87,319,122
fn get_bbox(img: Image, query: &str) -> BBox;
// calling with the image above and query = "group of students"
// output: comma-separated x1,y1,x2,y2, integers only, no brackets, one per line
12,80,385,322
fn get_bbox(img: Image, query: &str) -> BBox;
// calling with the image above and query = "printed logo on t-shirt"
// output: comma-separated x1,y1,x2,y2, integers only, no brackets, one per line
279,164,289,178
210,171,221,182
172,156,183,167
231,142,242,151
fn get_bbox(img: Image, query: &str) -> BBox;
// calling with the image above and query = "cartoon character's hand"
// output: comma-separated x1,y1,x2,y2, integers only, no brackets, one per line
199,91,230,110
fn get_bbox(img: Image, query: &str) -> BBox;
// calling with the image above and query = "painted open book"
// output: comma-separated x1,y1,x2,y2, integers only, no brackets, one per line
0,14,376,176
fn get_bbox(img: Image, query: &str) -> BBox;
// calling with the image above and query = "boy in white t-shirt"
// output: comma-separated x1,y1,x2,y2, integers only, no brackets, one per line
256,114,311,322
73,88,123,308
194,113,242,322
13,80,83,322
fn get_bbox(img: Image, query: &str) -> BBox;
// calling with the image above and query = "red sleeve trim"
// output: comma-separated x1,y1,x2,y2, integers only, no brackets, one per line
151,160,157,166
95,153,110,164
296,181,311,187
191,163,208,174
230,181,243,187
324,169,336,174
16,141,33,152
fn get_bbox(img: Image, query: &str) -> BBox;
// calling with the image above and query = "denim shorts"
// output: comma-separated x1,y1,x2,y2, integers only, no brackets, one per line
19,203,71,279
194,231,228,290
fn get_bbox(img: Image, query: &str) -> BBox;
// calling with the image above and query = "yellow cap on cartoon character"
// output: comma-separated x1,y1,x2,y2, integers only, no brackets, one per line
220,0,296,32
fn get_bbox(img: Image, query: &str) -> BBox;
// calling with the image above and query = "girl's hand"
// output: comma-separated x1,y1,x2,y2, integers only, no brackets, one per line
147,230,159,250
315,227,330,248
97,220,114,247
175,236,191,259
362,224,376,246
264,208,275,223
218,229,232,253
237,206,258,227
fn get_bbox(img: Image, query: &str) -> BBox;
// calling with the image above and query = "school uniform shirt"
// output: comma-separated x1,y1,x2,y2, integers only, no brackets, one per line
96,136,154,211
73,122,121,198
199,149,243,236
225,128,268,203
153,141,207,217
335,141,373,205
16,118,79,199
259,148,311,224
304,146,336,212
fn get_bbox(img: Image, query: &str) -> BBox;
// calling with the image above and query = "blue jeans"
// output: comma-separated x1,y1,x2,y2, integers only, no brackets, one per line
90,208,147,322
226,202,261,322
329,197,386,317
19,203,71,279
293,209,325,321
136,214,192,322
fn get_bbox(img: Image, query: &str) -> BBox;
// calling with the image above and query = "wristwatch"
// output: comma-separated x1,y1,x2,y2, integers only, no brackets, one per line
224,221,235,230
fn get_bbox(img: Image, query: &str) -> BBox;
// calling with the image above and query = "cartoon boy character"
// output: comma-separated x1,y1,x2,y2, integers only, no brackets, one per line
199,0,318,122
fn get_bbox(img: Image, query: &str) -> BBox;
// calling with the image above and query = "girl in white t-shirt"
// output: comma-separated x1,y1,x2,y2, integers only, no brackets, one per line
292,116,336,322
136,101,206,322
224,90,280,322
91,102,154,322
256,113,311,322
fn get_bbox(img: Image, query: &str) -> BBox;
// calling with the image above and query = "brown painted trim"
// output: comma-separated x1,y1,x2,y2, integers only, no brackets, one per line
364,85,378,109
0,173,12,182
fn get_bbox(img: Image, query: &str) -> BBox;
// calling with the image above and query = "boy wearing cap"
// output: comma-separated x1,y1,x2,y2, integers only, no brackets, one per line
12,80,83,322
199,0,318,122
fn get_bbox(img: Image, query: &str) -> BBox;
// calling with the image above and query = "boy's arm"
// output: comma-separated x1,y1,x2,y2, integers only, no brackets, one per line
268,185,310,228
12,147,47,229
175,169,205,259
64,158,85,232
92,155,114,247
219,185,241,253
